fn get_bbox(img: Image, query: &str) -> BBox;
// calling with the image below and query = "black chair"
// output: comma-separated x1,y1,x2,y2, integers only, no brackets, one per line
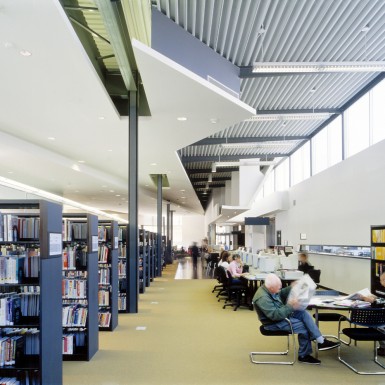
307,269,321,287
338,308,385,374
221,271,250,311
250,304,296,365
312,290,351,346
211,266,224,293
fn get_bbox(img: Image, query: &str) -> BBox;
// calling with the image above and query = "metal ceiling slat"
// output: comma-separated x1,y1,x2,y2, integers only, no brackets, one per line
215,0,233,56
233,0,263,66
203,0,215,47
316,2,370,60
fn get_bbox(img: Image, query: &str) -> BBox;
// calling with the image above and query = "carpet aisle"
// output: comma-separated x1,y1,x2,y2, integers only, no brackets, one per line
63,262,385,385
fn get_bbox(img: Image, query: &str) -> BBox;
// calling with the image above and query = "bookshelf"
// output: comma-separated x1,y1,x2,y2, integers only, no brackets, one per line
0,200,62,385
118,225,127,313
62,214,98,361
138,229,145,293
370,225,385,299
97,221,118,331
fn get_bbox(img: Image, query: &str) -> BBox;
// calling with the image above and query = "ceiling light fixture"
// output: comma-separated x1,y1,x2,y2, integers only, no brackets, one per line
0,176,128,223
246,113,331,122
214,160,278,168
221,142,294,149
19,49,32,57
177,116,187,121
252,61,385,73
211,163,217,173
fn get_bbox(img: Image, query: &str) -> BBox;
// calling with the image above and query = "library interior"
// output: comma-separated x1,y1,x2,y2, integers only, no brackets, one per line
1,1,385,384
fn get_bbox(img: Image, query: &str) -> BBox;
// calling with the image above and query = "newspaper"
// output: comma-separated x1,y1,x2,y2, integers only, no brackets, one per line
287,274,317,310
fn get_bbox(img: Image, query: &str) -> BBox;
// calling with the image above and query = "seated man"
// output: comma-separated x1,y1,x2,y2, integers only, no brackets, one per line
253,273,339,365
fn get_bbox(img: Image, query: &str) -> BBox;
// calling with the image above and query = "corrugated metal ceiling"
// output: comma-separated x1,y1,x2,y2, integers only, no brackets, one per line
152,0,385,208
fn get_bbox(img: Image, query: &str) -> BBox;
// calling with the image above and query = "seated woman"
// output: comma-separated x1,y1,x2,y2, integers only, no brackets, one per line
298,253,314,274
217,251,230,270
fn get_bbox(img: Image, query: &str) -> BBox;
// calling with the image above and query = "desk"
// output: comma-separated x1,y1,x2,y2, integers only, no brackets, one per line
241,270,304,307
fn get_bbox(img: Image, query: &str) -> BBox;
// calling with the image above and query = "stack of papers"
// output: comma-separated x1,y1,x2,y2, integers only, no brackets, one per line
333,299,371,308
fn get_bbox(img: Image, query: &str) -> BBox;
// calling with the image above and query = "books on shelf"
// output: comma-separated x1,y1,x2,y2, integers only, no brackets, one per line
372,229,385,244
62,305,88,327
62,278,87,299
98,311,111,328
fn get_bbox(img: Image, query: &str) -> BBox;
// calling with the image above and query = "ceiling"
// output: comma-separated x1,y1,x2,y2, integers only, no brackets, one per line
0,0,385,222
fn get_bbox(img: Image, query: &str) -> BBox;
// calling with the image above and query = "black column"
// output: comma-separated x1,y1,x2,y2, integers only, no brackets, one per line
157,174,162,276
127,76,139,313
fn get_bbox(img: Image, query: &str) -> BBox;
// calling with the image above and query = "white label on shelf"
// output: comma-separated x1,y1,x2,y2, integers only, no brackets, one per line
49,232,62,256
92,235,98,252
114,236,119,249
136,326,147,331
151,302,159,305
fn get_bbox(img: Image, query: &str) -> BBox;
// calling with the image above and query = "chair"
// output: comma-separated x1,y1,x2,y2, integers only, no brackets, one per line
307,269,321,286
250,304,296,365
211,266,224,293
338,308,385,374
221,271,250,311
313,290,351,345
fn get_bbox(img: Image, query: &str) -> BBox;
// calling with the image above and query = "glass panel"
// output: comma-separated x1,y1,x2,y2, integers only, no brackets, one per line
345,93,370,158
312,128,327,175
328,115,342,166
291,142,310,186
275,158,290,191
263,170,274,197
372,80,385,144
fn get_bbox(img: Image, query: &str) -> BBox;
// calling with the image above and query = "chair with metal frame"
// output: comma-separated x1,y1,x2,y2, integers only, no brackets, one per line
337,307,385,375
250,303,296,365
313,289,351,346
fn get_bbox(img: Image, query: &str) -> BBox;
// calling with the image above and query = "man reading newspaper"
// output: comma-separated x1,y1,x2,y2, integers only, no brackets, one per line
253,273,339,365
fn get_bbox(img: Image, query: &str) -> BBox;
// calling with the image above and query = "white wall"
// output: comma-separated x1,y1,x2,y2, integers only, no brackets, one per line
254,139,385,293
180,214,206,249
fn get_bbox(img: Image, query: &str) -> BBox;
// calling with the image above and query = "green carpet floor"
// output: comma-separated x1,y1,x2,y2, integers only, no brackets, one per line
63,262,385,385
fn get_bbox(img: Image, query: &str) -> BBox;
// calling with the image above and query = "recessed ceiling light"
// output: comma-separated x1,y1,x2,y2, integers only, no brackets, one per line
71,164,80,172
181,196,186,199
107,149,113,152
309,87,316,93
109,190,115,193
150,163,157,166
177,117,187,121
115,194,121,197
98,116,105,120
48,137,55,141
180,189,185,192
20,49,32,57
7,171,13,174
210,118,218,124
361,25,370,32
78,160,85,163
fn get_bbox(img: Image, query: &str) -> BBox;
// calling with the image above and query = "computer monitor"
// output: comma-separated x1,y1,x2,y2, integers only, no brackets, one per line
259,256,279,273
279,253,298,270
252,254,260,269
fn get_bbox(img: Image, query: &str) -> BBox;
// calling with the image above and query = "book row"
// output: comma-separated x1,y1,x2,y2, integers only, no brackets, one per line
0,254,39,284
62,305,87,327
98,268,110,285
62,279,87,299
98,311,111,328
0,215,40,242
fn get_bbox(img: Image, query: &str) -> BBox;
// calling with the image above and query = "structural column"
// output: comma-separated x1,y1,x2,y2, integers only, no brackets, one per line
156,174,162,276
127,75,139,313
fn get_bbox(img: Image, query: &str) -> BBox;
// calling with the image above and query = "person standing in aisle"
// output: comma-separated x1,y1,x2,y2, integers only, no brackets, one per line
191,241,200,278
